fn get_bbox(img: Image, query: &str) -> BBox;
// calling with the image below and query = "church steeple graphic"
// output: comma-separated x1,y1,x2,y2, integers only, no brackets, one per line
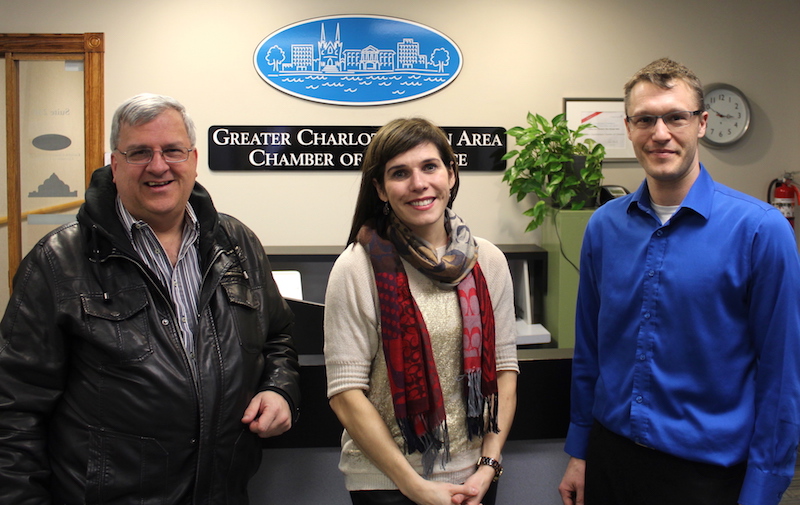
318,22,343,72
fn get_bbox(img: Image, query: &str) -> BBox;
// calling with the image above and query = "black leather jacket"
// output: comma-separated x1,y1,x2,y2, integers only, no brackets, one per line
0,166,300,504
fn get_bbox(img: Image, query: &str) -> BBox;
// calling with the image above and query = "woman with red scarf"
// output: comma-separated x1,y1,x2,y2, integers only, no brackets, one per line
324,118,519,505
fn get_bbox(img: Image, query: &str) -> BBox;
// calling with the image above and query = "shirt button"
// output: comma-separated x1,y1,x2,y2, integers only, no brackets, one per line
656,230,664,237
648,270,655,277
161,318,170,326
635,396,644,403
639,354,646,361
644,312,651,319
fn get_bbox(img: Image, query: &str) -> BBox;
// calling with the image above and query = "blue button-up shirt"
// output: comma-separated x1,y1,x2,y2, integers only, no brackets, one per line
565,165,800,505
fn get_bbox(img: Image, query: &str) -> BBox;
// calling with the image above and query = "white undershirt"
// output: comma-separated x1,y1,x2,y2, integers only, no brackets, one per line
651,201,680,224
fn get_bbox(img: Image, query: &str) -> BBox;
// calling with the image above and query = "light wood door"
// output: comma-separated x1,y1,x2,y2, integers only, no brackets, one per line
1,33,104,303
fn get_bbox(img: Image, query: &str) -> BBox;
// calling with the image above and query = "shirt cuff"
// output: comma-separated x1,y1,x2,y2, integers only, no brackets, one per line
564,421,593,460
739,465,793,505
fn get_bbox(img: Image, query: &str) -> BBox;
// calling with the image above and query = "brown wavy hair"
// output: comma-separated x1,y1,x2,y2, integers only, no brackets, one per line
346,117,460,244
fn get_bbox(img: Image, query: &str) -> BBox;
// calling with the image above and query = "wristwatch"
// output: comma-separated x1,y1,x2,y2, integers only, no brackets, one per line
477,456,503,482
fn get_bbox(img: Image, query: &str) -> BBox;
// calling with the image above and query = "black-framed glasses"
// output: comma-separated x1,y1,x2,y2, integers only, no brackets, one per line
117,147,194,164
626,110,703,131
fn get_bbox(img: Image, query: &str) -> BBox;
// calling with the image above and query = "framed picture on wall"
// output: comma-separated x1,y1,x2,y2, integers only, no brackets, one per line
564,98,636,162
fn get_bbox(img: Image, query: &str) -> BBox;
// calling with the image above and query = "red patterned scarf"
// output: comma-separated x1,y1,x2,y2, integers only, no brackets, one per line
356,210,498,476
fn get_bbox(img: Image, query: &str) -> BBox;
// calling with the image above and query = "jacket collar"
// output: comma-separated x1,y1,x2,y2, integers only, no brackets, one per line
78,165,225,263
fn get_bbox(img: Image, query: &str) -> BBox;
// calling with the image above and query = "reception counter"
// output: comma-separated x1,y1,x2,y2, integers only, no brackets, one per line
264,345,572,449
262,245,572,448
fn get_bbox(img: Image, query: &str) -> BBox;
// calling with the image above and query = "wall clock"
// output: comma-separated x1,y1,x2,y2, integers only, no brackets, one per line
701,83,751,148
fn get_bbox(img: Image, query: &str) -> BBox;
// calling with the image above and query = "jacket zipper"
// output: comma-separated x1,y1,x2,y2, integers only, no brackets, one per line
107,252,202,381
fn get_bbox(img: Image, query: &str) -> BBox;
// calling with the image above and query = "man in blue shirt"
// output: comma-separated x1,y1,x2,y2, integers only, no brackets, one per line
558,58,800,505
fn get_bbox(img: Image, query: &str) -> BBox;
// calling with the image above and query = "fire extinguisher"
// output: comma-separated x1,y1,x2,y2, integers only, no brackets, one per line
768,173,800,227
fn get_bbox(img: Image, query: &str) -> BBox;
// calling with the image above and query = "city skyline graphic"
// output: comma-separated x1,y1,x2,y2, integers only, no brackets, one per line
254,16,463,106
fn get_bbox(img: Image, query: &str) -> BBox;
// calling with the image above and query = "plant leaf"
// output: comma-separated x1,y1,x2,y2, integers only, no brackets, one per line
502,110,606,231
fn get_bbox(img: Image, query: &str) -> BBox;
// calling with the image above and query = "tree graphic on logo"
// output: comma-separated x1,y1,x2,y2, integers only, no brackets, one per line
265,45,286,72
430,48,450,73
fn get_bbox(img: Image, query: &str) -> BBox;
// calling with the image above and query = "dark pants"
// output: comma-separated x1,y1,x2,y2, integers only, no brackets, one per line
586,422,746,505
350,481,498,505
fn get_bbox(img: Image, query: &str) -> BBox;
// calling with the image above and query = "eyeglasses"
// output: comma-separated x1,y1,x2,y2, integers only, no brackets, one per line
626,110,704,131
117,147,194,164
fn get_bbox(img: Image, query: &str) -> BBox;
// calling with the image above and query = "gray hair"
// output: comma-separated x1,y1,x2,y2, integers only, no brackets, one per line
110,93,196,151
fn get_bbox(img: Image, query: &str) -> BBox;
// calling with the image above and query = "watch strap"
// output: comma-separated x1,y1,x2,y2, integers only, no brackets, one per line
477,456,503,482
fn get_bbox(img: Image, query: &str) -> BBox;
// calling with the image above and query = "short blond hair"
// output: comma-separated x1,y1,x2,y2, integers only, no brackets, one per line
623,58,704,114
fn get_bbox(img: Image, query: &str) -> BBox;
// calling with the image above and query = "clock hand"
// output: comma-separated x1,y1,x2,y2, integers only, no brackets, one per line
707,106,725,118
707,106,734,119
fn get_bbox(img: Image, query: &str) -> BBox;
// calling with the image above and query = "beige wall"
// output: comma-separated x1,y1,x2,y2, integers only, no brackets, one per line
2,0,799,248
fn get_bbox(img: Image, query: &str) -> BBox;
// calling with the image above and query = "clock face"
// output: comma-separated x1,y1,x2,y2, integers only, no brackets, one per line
702,84,750,147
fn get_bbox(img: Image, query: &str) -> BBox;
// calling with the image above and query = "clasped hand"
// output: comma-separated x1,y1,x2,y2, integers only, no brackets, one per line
406,465,494,505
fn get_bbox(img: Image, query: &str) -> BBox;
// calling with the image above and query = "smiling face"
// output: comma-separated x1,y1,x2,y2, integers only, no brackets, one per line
110,109,198,233
625,79,708,204
374,142,456,248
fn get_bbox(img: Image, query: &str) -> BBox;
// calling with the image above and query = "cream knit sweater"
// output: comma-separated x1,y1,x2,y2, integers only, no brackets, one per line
324,237,519,491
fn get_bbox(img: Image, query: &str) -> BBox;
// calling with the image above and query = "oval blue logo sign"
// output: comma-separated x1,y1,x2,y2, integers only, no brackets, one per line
254,15,463,106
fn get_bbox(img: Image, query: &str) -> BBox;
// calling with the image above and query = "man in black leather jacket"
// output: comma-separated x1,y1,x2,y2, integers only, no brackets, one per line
0,94,301,504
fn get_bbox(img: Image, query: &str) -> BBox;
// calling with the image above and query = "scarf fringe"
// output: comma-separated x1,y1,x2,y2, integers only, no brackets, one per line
398,417,451,477
465,370,500,439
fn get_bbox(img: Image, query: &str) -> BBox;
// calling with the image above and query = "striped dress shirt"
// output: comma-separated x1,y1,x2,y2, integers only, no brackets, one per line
116,196,202,357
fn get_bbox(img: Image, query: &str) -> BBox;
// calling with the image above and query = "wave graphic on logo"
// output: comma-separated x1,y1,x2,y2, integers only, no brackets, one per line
254,15,463,106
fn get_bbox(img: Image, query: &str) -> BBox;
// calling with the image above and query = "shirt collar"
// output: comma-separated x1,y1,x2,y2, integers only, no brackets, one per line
115,195,200,240
628,163,713,221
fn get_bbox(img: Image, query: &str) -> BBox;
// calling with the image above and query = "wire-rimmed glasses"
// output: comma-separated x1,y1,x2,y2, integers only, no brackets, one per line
117,147,195,164
625,110,703,131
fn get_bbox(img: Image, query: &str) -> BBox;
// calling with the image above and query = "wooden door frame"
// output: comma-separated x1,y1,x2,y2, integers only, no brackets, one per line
1,33,104,285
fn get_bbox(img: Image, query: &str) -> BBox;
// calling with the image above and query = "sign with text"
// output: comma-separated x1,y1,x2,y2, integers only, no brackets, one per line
208,126,506,171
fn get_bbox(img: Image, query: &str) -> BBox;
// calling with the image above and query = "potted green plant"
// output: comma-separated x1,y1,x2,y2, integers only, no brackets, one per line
502,112,606,232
